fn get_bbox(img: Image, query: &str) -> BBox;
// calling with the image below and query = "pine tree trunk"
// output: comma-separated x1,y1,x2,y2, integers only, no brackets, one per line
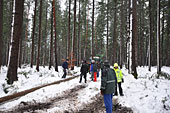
161,1,165,66
36,0,42,72
43,3,48,67
7,0,25,84
49,5,53,70
126,0,131,70
157,0,161,73
132,0,138,79
112,0,117,64
23,5,30,64
84,5,89,59
52,0,58,72
92,0,94,59
2,0,14,66
120,0,123,68
166,0,170,66
31,0,37,68
106,0,109,60
67,0,71,58
0,0,3,69
95,22,97,58
18,34,23,68
70,0,76,69
77,0,81,66
152,1,157,66
139,0,144,66
148,0,152,71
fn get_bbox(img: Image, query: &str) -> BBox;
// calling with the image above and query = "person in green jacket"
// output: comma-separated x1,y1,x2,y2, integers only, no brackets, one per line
114,63,124,96
100,60,117,113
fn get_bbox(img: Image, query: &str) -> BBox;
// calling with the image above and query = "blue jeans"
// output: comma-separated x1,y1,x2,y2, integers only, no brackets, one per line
104,94,113,113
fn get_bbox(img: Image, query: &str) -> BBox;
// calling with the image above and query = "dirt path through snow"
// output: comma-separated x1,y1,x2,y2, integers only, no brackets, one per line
0,84,133,113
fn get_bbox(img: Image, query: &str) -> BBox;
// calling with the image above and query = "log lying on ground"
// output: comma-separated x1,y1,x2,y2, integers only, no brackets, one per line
0,75,79,104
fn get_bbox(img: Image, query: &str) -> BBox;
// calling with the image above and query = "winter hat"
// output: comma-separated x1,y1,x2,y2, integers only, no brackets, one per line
114,63,118,68
104,60,110,66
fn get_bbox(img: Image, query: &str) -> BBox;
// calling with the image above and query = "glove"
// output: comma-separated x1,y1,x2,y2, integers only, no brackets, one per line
100,90,103,95
122,78,124,83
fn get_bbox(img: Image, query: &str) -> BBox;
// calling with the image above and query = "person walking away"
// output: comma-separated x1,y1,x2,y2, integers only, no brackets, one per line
113,63,124,96
62,59,69,78
90,60,98,82
79,60,89,83
100,61,117,113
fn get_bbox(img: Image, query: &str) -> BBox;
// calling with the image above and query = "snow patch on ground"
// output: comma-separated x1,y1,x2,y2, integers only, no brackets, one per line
119,66,170,113
0,66,170,113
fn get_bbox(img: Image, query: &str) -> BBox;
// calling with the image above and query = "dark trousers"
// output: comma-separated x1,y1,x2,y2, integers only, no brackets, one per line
79,73,87,83
97,72,99,77
115,82,123,95
62,69,67,78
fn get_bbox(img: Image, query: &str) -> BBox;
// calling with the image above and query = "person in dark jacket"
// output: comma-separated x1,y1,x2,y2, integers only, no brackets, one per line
62,59,69,78
100,60,117,113
79,60,89,83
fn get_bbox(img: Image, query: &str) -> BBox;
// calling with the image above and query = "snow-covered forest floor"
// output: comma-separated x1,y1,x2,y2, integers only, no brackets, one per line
0,66,170,113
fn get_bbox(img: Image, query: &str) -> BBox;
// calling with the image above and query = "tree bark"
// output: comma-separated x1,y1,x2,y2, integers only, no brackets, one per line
67,0,71,58
112,0,117,64
166,0,170,66
7,0,25,84
6,0,14,66
132,0,138,79
43,3,48,67
149,0,152,71
18,33,23,68
31,0,37,68
84,5,89,59
36,0,42,72
127,0,131,71
0,0,3,69
52,0,58,72
49,4,53,70
120,0,123,68
71,0,76,69
157,0,161,73
92,0,94,59
77,0,81,66
139,0,144,66
23,4,30,64
106,0,109,60
161,0,165,66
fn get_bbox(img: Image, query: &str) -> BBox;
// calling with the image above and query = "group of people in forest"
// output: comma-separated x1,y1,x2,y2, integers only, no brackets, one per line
61,58,124,113
79,59,101,83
